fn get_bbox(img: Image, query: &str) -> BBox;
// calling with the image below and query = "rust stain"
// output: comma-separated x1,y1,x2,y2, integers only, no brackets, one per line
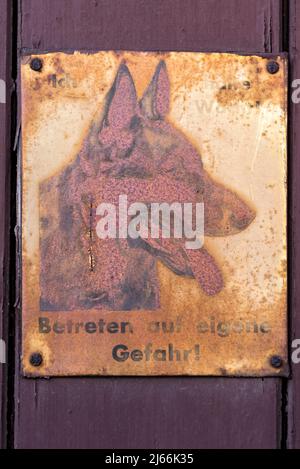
214,56,286,109
21,52,287,377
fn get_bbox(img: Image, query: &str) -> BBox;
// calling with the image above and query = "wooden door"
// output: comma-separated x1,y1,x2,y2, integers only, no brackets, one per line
0,0,299,449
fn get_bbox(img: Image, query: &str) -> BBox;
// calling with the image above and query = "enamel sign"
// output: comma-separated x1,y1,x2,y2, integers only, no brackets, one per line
21,51,287,376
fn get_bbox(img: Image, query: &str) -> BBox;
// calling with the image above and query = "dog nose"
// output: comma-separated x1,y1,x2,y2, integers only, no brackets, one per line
230,208,256,230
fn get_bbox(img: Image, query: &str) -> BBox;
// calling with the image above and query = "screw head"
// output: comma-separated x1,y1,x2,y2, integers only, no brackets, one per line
267,60,280,74
270,355,283,368
30,352,43,367
30,58,43,72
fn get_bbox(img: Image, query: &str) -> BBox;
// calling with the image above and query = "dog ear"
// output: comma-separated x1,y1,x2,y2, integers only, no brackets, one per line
99,63,137,146
140,60,170,120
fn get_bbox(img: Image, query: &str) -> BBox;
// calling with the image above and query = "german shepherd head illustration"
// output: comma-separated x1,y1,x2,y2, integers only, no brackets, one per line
40,60,255,311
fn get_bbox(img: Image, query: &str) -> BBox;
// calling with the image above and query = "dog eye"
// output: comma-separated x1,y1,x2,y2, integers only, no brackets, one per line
40,217,50,228
130,115,141,130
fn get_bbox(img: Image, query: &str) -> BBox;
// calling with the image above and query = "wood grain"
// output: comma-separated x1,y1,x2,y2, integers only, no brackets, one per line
15,378,281,449
15,0,284,449
0,0,12,449
21,0,282,53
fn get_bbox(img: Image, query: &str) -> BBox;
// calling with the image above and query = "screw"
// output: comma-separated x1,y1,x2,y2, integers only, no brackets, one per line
30,58,43,72
270,355,283,368
30,352,43,367
267,61,280,74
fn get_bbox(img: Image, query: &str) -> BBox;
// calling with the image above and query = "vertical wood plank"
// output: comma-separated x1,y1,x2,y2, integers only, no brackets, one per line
0,0,12,449
15,0,284,449
288,0,300,449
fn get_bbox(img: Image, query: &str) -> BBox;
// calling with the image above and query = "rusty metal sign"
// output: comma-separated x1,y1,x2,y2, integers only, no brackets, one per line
20,51,288,376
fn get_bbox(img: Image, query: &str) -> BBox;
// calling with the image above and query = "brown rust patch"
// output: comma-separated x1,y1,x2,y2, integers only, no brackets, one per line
215,56,286,108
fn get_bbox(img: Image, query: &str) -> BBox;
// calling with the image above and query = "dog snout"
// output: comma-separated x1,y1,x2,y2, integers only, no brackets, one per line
230,208,255,230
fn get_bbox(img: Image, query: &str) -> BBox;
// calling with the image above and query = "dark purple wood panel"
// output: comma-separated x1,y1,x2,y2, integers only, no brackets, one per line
21,0,281,53
0,0,11,449
288,0,300,449
15,378,281,449
15,0,283,449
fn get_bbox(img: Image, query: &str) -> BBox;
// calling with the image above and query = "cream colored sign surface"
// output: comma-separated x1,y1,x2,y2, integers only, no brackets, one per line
21,52,287,376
